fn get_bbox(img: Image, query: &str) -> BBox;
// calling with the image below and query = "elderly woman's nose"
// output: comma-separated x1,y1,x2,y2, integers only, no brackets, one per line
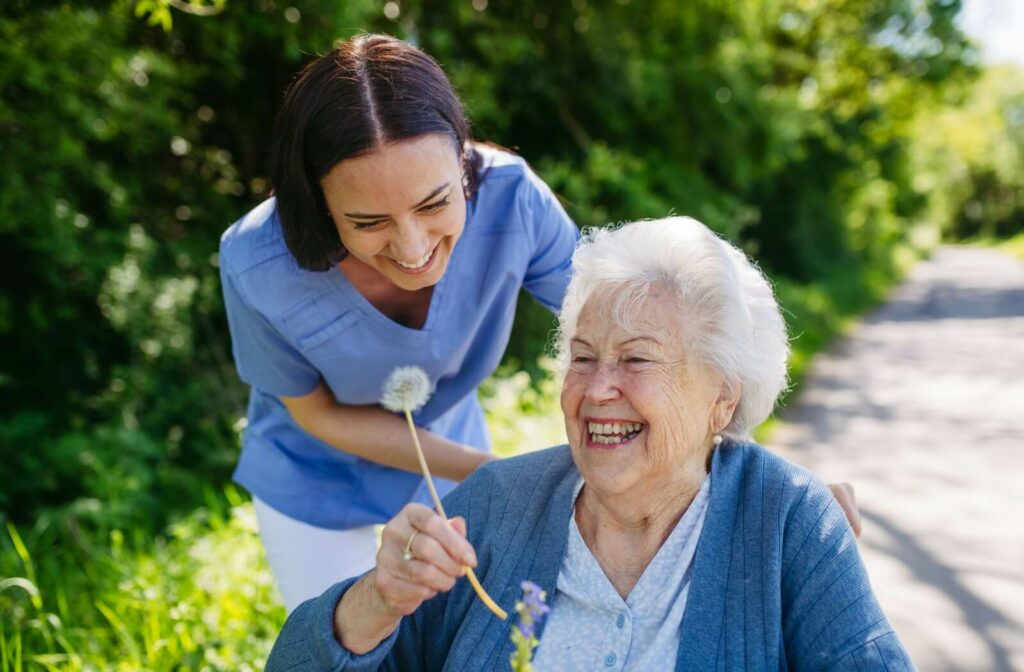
583,362,622,402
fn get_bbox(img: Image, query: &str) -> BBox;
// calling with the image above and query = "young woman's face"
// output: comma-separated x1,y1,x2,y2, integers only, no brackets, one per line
321,133,467,292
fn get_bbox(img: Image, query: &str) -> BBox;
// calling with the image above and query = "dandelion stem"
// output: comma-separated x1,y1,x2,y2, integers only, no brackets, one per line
403,410,508,620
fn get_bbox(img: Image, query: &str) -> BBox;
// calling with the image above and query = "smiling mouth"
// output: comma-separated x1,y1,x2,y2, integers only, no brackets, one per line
586,420,645,446
391,244,438,274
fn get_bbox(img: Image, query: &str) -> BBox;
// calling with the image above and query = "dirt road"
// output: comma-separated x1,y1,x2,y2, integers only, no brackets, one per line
769,246,1024,671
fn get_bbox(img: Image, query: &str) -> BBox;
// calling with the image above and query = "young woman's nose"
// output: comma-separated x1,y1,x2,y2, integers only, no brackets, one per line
389,218,431,262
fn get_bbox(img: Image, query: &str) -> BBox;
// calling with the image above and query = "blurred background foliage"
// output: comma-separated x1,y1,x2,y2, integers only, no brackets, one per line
1,0,1022,667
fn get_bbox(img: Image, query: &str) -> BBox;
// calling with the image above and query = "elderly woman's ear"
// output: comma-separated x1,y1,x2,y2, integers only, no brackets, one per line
710,380,742,435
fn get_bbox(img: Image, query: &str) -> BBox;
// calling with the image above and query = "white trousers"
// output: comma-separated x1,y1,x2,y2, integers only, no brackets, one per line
252,496,379,613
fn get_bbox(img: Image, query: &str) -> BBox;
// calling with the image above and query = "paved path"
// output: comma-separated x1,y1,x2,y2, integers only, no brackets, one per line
769,247,1024,671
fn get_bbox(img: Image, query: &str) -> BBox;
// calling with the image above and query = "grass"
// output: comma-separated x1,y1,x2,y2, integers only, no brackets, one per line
996,232,1024,260
0,246,921,670
1,487,284,671
0,372,567,672
962,231,1024,260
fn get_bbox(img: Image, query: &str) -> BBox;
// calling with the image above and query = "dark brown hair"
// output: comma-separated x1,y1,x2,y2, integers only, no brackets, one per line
270,34,482,271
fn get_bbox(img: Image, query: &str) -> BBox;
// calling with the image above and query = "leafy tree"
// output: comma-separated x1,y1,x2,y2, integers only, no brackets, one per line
0,0,983,529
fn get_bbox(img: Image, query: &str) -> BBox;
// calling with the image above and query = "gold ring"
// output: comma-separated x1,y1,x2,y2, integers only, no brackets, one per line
403,531,418,561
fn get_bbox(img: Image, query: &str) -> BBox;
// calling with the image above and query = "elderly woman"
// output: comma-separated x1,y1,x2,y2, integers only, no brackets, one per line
266,217,912,670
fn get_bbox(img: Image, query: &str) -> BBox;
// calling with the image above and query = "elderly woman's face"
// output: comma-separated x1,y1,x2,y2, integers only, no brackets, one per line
561,284,729,495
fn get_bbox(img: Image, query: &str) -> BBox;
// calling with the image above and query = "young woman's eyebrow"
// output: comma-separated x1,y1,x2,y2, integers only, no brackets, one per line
344,183,451,220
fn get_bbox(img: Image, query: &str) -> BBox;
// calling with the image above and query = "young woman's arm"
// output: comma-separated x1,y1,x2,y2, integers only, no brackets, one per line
281,383,492,482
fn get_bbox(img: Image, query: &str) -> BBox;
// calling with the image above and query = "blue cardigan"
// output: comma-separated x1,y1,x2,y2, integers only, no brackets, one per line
266,442,913,670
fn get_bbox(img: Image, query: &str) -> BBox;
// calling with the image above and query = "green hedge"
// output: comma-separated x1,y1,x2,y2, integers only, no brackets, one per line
0,0,1000,534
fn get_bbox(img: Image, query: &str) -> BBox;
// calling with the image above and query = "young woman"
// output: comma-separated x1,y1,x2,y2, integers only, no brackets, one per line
219,34,579,612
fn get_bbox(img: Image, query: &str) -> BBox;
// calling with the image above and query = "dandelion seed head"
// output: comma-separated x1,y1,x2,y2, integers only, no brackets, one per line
381,366,432,412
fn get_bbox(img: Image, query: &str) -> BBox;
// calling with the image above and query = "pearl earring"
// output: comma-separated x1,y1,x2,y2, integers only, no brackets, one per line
713,434,723,446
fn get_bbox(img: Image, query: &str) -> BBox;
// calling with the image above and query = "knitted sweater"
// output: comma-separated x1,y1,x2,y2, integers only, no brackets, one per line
265,442,913,671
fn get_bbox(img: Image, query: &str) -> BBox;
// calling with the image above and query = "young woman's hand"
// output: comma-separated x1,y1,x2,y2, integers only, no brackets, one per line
827,482,862,537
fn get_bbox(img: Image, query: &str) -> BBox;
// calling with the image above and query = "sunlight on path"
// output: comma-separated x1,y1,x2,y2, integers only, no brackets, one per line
769,247,1024,672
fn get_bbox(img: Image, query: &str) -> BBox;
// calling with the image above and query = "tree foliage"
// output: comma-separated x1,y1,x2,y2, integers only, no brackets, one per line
913,65,1024,239
1,0,1014,532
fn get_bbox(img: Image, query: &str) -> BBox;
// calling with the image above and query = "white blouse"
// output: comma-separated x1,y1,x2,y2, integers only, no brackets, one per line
531,476,711,671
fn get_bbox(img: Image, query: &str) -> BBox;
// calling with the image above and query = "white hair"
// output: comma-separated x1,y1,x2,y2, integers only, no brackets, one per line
554,216,789,440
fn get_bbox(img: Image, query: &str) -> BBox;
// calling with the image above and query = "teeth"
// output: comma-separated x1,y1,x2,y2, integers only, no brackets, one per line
587,422,643,436
395,249,433,269
587,422,642,434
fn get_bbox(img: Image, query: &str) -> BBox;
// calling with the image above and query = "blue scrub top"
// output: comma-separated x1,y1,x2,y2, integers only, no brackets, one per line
219,147,580,529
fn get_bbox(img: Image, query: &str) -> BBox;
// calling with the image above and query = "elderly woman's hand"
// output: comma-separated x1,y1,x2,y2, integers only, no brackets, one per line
375,503,478,613
333,503,477,654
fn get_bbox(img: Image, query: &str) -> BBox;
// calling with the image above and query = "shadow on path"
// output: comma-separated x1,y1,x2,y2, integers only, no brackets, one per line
869,284,1024,323
770,247,1024,671
864,509,1016,672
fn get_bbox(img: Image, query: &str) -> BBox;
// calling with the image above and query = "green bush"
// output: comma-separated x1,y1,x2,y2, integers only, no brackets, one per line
0,0,989,533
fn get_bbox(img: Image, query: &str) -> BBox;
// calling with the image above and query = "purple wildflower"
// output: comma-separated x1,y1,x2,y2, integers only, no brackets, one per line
510,580,550,671
521,581,550,610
